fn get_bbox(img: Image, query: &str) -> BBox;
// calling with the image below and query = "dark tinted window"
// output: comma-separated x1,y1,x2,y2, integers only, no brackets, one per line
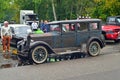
77,22,88,31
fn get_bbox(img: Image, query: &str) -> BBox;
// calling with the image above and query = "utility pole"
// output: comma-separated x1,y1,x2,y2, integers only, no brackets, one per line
52,0,57,21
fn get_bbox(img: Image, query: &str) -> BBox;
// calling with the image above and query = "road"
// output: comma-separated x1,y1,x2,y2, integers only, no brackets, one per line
0,41,120,80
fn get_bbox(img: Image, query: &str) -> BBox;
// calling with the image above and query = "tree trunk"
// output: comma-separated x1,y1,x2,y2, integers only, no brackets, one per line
52,0,57,21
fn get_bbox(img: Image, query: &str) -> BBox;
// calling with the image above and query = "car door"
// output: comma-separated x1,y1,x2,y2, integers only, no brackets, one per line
61,23,76,48
89,22,101,38
76,22,89,46
49,24,62,48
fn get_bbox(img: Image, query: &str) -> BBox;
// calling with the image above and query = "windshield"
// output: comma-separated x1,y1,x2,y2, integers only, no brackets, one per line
116,17,120,23
14,26,32,34
107,17,120,24
26,15,39,21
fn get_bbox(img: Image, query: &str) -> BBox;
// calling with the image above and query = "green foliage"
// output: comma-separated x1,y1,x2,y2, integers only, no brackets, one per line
91,0,120,21
0,0,120,22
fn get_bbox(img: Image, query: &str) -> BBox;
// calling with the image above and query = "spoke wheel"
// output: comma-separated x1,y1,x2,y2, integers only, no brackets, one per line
88,41,100,56
31,46,48,64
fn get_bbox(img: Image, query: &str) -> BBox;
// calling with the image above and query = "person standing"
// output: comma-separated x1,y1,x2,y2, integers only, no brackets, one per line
40,19,44,30
42,20,50,33
1,21,12,53
31,20,38,31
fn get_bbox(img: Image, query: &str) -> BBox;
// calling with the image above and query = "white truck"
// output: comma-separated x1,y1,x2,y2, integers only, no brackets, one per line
20,10,39,25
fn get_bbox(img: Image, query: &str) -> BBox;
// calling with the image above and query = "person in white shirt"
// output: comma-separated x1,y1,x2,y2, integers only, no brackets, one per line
1,21,12,53
31,20,38,31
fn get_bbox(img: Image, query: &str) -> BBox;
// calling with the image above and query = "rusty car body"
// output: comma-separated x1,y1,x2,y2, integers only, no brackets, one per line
16,19,105,64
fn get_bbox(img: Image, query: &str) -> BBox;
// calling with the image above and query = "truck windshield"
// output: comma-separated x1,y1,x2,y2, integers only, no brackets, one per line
26,15,38,21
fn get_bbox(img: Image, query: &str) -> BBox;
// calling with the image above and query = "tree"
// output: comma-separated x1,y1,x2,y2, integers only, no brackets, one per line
0,0,119,22
91,0,120,21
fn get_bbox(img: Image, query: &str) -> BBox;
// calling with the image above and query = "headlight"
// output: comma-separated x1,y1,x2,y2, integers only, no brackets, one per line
31,39,34,42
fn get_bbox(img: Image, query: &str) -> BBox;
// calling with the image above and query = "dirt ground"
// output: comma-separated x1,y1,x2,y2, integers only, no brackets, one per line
0,44,19,69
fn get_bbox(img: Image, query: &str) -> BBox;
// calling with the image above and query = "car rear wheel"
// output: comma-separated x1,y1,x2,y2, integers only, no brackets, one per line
30,46,48,64
88,41,101,56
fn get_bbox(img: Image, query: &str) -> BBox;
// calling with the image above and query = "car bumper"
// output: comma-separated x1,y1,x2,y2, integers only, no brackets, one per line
106,33,120,40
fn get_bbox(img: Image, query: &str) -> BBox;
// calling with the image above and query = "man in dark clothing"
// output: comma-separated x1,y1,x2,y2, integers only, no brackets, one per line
40,20,44,29
41,20,50,33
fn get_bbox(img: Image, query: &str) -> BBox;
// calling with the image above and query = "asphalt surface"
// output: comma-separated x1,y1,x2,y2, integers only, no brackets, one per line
0,41,119,80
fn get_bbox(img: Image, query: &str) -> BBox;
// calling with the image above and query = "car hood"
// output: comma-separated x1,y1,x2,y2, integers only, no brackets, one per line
102,25,120,31
16,33,29,39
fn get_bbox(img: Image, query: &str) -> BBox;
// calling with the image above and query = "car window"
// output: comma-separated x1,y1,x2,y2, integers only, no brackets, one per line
50,24,60,32
62,23,75,32
90,22,99,30
77,22,88,31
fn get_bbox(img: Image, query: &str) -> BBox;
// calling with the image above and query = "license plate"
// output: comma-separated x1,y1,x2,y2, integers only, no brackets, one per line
12,49,18,55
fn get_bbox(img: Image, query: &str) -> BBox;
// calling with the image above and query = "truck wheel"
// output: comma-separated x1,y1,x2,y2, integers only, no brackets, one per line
31,46,48,64
87,41,101,56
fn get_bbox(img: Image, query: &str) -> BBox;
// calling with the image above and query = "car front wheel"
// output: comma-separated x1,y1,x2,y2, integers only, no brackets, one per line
30,46,48,64
88,41,101,56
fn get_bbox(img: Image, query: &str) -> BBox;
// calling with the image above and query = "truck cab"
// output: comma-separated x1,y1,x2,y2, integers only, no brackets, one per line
20,10,39,25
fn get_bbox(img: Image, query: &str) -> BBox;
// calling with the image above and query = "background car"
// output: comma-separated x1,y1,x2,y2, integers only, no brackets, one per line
102,16,120,42
0,24,32,47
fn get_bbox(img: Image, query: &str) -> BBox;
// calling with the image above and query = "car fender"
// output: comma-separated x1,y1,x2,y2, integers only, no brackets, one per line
87,37,105,49
29,41,54,54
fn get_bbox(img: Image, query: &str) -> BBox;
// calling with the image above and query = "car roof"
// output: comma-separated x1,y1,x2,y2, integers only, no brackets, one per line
8,24,31,28
48,19,101,24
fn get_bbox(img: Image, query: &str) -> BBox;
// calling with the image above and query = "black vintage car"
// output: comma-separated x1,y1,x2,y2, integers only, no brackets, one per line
16,19,106,64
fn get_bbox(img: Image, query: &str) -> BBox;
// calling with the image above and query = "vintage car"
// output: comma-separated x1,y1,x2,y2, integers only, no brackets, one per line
16,19,105,64
102,16,120,42
0,24,32,47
